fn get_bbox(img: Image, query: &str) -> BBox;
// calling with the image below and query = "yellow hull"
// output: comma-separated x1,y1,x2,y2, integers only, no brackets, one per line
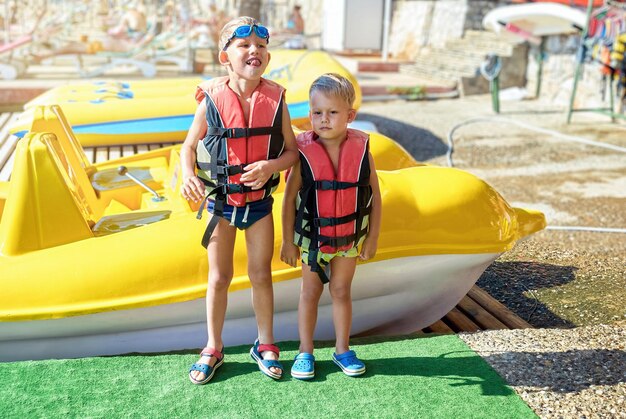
9,50,361,146
0,106,545,324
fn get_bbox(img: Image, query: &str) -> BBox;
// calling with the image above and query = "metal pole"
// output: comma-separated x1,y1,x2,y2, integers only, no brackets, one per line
566,0,594,124
491,76,500,114
117,166,165,202
381,0,392,62
609,72,615,122
535,36,545,98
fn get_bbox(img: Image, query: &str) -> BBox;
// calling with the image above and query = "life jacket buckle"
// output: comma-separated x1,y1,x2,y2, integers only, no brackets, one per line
227,128,248,138
316,180,335,190
313,217,333,227
223,183,244,194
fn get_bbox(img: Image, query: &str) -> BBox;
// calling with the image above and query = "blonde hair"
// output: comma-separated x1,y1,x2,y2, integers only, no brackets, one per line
309,73,355,108
219,16,262,51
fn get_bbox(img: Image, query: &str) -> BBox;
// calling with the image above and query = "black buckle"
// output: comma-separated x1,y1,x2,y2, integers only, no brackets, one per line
227,128,248,138
227,164,246,175
314,218,333,227
316,180,334,190
224,184,243,194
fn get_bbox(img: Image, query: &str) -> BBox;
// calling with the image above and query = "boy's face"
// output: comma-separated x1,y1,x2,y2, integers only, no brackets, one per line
309,91,356,142
219,34,270,80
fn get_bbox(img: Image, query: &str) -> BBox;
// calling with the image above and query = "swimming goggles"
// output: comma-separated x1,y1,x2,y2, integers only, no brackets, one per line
223,24,270,50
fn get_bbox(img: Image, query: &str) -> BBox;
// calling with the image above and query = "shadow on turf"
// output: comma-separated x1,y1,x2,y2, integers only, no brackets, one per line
177,337,518,395
312,354,515,396
477,261,578,328
136,342,626,394
356,113,448,161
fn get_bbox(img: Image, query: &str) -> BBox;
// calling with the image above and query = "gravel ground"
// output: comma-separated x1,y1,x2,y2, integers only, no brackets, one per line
359,94,625,418
459,324,626,419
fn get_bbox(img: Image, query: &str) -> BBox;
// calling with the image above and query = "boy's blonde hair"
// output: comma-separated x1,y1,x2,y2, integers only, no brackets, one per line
219,16,260,51
309,73,355,108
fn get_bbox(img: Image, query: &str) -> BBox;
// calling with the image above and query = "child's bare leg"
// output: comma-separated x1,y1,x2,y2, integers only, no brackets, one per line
245,214,281,375
190,218,236,382
328,256,357,354
299,263,324,354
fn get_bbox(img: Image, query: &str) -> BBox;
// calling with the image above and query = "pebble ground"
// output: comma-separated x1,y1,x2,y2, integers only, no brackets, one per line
360,93,625,418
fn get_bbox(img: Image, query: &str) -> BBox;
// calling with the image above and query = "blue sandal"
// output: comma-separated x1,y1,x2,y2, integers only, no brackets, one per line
291,352,315,380
332,350,365,377
250,339,283,380
188,347,224,385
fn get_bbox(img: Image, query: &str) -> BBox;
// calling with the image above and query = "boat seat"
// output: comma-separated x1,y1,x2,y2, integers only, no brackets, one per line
0,106,171,255
93,210,171,236
91,160,167,192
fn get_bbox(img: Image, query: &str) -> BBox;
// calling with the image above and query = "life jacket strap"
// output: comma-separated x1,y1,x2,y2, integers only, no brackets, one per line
207,126,282,138
294,184,314,247
313,206,372,228
307,249,330,284
314,179,368,191
317,232,359,249
196,175,280,248
197,162,246,176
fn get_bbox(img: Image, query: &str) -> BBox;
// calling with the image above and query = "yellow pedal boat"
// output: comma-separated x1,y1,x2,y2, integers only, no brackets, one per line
0,106,545,362
8,50,360,146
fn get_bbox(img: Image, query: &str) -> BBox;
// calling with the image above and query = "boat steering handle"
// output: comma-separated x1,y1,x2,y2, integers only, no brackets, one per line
117,166,165,202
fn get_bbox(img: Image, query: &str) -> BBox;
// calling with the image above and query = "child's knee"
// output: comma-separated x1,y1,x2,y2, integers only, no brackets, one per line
301,283,323,303
248,269,272,287
208,272,232,290
329,282,351,301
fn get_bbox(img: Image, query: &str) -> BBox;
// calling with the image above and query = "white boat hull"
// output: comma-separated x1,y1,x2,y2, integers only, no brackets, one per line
0,253,498,362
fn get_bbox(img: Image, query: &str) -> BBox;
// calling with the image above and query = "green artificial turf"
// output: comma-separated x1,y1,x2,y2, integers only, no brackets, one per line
0,334,537,418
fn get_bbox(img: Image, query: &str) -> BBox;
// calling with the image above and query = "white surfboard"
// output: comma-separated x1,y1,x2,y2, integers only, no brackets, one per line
483,3,587,43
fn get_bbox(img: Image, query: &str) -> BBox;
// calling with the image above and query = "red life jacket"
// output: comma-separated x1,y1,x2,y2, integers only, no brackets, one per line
295,129,372,282
194,76,285,248
195,76,285,206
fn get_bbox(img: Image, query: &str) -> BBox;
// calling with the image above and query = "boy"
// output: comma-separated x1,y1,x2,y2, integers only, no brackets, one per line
280,73,382,379
182,16,299,384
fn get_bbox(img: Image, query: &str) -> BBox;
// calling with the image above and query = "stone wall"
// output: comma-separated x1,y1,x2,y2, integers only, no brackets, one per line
463,0,509,31
387,0,514,60
274,0,509,59
462,43,529,95
388,0,468,60
526,35,609,110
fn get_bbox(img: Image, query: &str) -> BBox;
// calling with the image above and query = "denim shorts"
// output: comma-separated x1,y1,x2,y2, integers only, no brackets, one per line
208,196,273,230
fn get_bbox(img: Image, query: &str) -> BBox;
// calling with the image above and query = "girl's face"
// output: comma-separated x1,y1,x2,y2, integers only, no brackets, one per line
219,34,270,80
309,90,356,142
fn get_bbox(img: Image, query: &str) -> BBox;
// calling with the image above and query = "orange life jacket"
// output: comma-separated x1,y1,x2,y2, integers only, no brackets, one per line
295,129,372,283
195,76,285,247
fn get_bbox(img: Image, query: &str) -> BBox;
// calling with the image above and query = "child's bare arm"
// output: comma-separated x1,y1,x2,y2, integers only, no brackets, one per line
359,152,381,260
280,160,302,267
240,104,299,188
180,101,208,202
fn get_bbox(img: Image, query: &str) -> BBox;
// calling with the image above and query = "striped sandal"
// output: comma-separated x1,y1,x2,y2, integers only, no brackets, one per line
188,347,224,385
250,339,283,380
